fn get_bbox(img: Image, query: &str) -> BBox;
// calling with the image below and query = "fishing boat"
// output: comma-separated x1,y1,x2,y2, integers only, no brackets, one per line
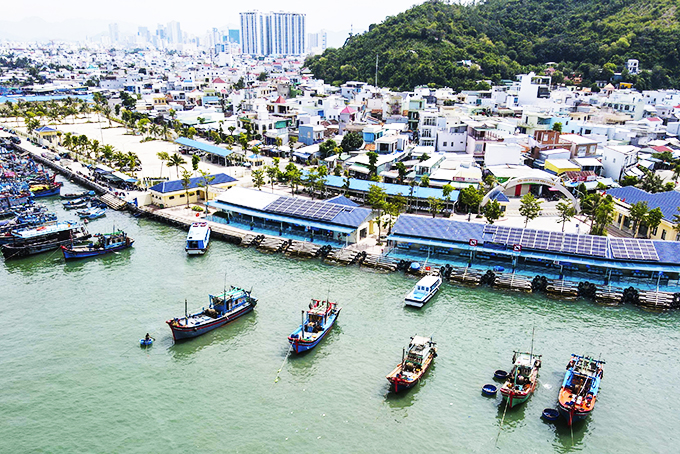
499,351,542,408
386,335,437,392
63,197,90,210
185,221,211,255
288,299,341,354
61,230,134,260
1,221,90,259
404,274,442,308
77,207,106,220
61,190,95,199
557,355,605,426
166,286,257,341
29,182,62,197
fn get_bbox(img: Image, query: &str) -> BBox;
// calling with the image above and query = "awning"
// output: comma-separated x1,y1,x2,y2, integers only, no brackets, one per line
175,137,233,158
112,170,137,183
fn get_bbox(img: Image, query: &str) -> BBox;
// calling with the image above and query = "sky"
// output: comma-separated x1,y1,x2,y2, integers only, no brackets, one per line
2,0,426,38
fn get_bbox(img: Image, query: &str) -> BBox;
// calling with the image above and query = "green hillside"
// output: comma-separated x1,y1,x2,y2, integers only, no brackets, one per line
305,0,680,91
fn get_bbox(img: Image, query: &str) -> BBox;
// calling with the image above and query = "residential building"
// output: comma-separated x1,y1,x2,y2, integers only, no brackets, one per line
601,145,638,181
240,11,306,56
149,173,237,208
606,187,680,240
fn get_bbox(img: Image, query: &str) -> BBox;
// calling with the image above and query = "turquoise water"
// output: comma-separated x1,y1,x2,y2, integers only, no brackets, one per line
1,179,679,453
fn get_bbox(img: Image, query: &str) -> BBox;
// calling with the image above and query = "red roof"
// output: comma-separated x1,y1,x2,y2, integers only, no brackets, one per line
647,117,662,122
274,96,286,104
651,145,673,153
340,106,356,114
212,77,226,84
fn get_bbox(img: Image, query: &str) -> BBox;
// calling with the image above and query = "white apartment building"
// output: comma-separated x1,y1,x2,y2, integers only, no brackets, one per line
240,11,306,56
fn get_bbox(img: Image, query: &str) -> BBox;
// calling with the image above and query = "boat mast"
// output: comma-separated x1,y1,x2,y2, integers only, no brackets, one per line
529,326,535,363
185,298,188,321
301,310,305,339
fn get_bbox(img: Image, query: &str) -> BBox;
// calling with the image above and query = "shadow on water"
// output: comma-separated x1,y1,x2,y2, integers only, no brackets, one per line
167,311,258,361
2,251,64,277
62,247,134,272
495,397,528,429
550,417,590,453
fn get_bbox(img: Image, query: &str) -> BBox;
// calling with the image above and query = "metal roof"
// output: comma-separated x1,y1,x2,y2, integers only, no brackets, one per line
324,175,459,200
606,186,680,222
175,137,233,158
149,173,236,194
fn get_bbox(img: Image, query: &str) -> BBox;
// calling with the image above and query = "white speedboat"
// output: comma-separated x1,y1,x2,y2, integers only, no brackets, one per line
185,221,211,255
405,274,442,308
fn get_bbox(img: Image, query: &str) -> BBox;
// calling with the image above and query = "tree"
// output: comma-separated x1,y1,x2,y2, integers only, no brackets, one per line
442,184,454,215
419,153,430,162
157,151,170,178
304,167,320,199
285,163,302,196
519,193,542,228
367,184,387,242
427,196,443,218
482,200,503,224
646,207,664,239
341,132,363,152
395,162,407,184
197,170,215,210
180,168,192,208
319,139,339,159
257,71,268,81
591,195,615,236
628,201,649,238
458,186,482,214
420,174,430,187
334,163,343,176
192,154,200,172
620,175,638,187
556,201,576,232
639,168,664,193
251,169,265,190
167,153,186,178
266,166,278,193
366,151,378,178
552,122,563,132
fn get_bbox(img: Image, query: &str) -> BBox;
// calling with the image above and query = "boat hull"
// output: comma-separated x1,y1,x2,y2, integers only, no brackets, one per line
31,183,62,198
500,389,532,408
557,403,592,425
2,234,91,260
167,303,254,341
186,248,207,255
404,289,438,308
62,241,134,260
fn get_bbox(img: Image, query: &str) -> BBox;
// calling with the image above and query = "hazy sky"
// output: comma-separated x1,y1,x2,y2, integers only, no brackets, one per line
4,0,426,34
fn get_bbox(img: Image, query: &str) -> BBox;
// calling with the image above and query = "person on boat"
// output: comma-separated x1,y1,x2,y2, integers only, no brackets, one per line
144,333,154,341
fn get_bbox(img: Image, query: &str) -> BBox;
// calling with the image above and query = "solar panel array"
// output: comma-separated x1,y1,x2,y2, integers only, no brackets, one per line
265,197,349,222
483,225,608,258
610,238,659,261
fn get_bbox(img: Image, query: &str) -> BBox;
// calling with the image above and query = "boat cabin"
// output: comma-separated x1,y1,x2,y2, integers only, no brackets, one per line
186,222,210,251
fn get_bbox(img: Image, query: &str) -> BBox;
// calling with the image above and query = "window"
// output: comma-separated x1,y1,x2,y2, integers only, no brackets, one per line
169,196,175,200
652,226,658,236
180,194,185,198
618,214,622,223
443,142,447,147
189,192,195,196
661,229,666,240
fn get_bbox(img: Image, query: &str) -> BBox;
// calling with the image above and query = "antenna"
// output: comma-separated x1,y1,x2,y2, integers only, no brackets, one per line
375,54,379,87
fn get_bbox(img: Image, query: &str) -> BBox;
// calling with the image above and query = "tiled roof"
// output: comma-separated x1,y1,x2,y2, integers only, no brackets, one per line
149,173,236,193
605,186,680,222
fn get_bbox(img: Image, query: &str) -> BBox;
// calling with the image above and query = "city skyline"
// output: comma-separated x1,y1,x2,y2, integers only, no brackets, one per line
0,0,425,42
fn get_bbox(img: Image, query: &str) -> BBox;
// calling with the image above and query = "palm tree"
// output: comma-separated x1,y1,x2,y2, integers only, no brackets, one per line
102,105,112,127
197,170,216,211
127,152,140,177
167,153,187,178
181,168,193,208
101,144,115,163
113,151,127,171
90,139,100,162
157,151,170,178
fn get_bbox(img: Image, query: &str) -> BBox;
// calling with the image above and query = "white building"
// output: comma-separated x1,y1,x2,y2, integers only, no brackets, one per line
240,11,306,56
601,145,639,181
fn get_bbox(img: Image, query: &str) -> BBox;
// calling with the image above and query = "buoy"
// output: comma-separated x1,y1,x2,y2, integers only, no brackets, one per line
482,384,497,397
541,408,559,422
494,369,508,380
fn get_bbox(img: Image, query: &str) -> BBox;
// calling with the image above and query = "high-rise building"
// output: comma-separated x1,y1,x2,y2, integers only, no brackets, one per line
108,23,120,43
167,21,183,44
228,29,240,44
307,30,327,52
240,11,305,56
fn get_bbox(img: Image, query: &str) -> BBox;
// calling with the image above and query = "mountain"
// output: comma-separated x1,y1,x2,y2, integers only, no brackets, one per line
305,0,680,91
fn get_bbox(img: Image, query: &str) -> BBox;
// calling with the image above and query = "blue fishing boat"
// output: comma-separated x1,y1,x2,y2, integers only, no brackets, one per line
77,207,107,220
63,197,90,210
30,182,62,197
185,221,210,255
287,299,341,354
557,355,605,426
61,230,134,260
166,286,257,341
61,190,95,200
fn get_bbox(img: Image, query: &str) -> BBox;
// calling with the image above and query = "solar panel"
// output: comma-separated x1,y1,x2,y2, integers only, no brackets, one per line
610,238,660,261
265,196,347,222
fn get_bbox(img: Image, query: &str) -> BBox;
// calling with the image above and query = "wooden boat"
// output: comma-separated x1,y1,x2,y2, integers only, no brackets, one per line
1,221,91,259
404,274,442,307
77,207,107,220
30,182,62,197
288,299,341,354
61,190,95,199
185,221,210,255
62,197,90,210
61,230,134,260
166,286,257,341
499,351,542,408
557,355,604,426
386,335,437,392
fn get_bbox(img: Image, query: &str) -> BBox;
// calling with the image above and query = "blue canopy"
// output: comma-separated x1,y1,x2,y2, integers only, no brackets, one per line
175,137,233,158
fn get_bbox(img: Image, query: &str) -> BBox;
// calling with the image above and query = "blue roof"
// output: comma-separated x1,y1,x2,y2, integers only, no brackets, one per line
326,195,359,207
175,137,233,158
491,192,509,202
202,96,219,102
606,186,680,222
149,173,236,193
392,215,484,243
35,126,57,133
324,176,459,200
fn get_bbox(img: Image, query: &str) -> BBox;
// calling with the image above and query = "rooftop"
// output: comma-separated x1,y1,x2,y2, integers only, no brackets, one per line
149,173,236,194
